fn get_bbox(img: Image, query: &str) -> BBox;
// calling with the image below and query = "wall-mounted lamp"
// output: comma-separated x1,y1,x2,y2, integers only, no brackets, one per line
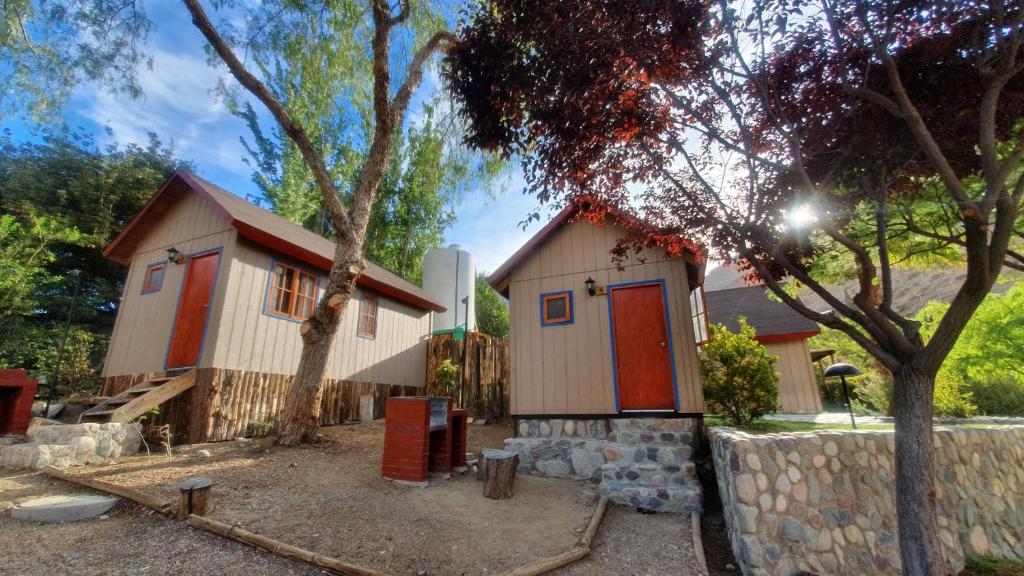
584,276,597,297
167,246,185,265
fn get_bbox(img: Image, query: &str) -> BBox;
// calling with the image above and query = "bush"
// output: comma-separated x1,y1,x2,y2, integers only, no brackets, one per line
699,318,780,425
853,372,894,416
435,359,460,399
933,375,977,418
967,376,1024,417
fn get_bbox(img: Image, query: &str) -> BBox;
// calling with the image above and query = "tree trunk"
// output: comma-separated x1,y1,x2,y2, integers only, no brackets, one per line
276,249,364,445
891,365,948,576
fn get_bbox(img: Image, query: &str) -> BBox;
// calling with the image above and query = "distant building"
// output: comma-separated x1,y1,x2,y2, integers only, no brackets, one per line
703,266,823,414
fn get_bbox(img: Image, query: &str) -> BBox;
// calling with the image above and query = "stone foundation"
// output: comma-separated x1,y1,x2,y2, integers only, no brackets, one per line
0,421,142,469
505,417,703,512
710,426,1024,576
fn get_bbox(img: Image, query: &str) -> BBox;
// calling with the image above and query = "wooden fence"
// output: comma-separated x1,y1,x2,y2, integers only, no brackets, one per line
101,369,416,444
424,332,510,419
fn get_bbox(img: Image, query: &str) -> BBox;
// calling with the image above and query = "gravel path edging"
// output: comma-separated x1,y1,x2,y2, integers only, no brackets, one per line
691,511,709,576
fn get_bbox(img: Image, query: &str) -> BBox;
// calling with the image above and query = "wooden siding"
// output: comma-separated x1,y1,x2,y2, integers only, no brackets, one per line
207,239,431,388
424,332,510,418
102,192,236,378
508,219,704,415
101,368,416,443
765,339,822,414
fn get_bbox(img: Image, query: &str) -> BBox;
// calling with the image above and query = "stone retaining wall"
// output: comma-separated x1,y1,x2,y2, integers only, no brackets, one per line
710,426,1024,576
0,422,142,469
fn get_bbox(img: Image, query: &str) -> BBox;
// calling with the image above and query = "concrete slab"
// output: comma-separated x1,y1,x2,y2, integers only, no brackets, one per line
10,494,119,523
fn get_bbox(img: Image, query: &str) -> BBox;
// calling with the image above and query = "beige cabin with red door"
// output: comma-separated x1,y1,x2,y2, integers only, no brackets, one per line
100,170,444,442
488,204,707,418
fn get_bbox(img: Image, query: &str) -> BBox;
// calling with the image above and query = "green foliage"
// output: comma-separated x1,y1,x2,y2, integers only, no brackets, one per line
932,376,977,418
917,285,1024,416
229,0,505,282
699,318,780,426
475,272,509,338
964,556,1024,576
0,206,80,324
0,0,151,121
0,322,105,396
0,130,183,395
435,359,460,399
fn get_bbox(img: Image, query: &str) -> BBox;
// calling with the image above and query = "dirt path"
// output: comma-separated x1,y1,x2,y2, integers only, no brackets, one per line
1,420,706,575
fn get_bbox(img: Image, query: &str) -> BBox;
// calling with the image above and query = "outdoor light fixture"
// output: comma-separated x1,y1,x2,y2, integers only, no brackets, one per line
584,276,597,296
167,246,184,265
824,363,862,430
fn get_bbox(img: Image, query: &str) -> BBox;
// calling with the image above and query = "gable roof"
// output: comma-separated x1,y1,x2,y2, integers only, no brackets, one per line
104,170,445,313
486,202,704,296
704,285,820,342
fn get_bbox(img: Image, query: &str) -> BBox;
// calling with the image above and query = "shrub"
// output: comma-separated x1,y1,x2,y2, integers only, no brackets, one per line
966,376,1024,416
853,372,895,416
435,359,460,399
933,375,977,418
699,318,780,425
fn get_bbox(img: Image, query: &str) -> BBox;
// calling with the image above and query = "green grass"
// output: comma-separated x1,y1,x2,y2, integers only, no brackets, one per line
963,556,1024,576
704,415,894,434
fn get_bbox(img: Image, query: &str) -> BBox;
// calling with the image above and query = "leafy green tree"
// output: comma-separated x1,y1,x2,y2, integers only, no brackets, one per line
0,205,80,325
229,2,501,282
0,129,184,392
1,0,151,121
475,271,508,338
699,318,780,426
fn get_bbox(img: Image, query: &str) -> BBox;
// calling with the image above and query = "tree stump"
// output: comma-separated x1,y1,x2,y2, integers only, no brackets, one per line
177,476,213,519
482,449,518,500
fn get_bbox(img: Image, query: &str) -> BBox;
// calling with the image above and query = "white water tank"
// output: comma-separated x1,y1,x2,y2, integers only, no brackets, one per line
423,244,476,331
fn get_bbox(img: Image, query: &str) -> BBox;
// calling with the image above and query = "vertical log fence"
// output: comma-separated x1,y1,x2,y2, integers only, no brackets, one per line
425,332,510,419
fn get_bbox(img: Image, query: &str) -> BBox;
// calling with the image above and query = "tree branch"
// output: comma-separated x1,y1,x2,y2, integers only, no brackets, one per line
181,0,354,237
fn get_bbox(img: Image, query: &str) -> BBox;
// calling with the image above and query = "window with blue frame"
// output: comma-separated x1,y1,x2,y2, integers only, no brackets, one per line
141,263,165,294
540,290,573,326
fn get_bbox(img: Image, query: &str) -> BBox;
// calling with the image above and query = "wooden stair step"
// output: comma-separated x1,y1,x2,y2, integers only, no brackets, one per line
85,409,116,417
129,387,160,394
107,398,131,405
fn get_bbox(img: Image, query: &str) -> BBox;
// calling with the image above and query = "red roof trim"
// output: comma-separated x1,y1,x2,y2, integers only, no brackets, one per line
105,170,445,313
755,330,820,344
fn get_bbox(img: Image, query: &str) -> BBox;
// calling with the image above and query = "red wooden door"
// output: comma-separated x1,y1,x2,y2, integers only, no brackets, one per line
610,283,676,410
166,251,220,369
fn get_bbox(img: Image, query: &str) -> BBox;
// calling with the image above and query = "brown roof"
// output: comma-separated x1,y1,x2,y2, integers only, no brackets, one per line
104,170,445,313
704,286,820,342
487,202,704,296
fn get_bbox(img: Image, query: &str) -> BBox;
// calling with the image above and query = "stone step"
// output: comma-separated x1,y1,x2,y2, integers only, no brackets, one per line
598,481,702,513
607,429,693,447
610,418,696,434
601,442,692,467
599,461,696,487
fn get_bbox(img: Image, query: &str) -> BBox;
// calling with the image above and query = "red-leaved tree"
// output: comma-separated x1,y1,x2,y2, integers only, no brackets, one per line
445,1,1023,574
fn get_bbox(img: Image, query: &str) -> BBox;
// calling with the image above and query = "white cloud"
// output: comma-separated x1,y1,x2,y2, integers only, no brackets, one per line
72,46,252,179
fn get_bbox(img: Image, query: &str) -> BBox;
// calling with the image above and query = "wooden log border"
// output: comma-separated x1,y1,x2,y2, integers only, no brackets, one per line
41,466,174,516
42,466,608,576
185,515,388,576
495,495,608,576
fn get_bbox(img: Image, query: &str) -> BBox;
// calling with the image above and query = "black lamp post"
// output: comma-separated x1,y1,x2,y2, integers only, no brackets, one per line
45,269,82,418
823,363,862,430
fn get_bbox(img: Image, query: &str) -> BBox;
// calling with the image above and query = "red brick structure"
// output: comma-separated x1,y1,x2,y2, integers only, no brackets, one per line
382,397,467,483
0,369,37,436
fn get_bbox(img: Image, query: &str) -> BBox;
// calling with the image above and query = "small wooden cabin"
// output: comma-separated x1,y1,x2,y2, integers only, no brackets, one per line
488,205,707,418
703,277,824,414
100,170,445,442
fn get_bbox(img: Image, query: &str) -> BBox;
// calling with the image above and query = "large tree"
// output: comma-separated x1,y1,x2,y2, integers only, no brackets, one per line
445,1,1023,574
181,0,460,444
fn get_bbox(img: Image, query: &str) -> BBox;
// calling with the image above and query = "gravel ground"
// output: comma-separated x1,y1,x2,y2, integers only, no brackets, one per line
554,506,703,576
1,472,324,576
1,420,706,575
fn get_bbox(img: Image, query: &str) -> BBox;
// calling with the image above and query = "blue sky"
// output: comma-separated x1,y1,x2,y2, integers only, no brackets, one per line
1,2,543,275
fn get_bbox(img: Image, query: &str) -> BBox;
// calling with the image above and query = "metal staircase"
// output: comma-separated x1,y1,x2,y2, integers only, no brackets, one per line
79,369,197,423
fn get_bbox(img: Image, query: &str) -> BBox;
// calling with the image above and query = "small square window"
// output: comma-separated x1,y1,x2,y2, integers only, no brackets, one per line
541,290,573,326
358,294,378,338
142,263,165,294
